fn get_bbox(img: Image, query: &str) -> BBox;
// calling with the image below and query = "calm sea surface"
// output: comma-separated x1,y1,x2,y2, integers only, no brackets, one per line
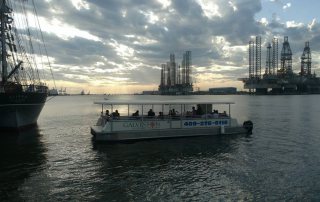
1,95,320,201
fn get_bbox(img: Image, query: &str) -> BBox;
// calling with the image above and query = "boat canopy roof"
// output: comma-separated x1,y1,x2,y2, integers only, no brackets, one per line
94,100,235,105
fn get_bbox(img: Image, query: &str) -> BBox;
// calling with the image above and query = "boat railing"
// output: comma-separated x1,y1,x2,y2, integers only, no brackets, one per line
96,113,231,132
95,101,234,129
21,84,48,93
1,82,48,93
99,114,230,122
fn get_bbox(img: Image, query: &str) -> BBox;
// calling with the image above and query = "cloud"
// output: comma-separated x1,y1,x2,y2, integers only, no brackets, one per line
286,21,304,28
70,0,90,10
282,2,291,10
308,18,317,31
12,0,320,93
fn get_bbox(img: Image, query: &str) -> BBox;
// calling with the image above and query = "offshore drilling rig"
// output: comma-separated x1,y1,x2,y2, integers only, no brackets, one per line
158,51,193,95
240,36,320,94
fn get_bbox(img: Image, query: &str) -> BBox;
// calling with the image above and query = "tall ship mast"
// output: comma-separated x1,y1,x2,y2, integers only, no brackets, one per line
0,0,48,129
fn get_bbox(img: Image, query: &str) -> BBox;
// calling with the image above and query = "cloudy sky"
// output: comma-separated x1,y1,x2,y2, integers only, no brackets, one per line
22,0,320,93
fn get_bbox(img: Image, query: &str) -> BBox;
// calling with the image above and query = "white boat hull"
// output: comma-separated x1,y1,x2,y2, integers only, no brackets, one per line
91,118,251,142
91,126,248,142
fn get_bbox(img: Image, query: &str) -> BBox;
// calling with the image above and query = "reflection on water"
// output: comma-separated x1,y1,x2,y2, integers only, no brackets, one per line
91,135,251,201
92,135,244,159
1,95,320,201
0,127,47,201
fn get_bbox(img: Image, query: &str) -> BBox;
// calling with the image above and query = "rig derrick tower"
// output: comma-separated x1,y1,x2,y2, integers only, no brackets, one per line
247,40,255,93
300,41,312,77
182,53,186,84
160,64,166,87
166,61,171,86
279,36,293,76
159,51,193,95
265,43,272,75
170,53,176,86
241,35,320,95
272,37,278,75
248,40,255,79
185,51,192,84
255,36,262,78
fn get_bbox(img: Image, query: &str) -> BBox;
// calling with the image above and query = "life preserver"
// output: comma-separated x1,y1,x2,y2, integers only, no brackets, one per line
243,120,253,134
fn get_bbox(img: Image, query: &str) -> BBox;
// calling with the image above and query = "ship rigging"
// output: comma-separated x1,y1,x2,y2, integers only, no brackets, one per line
0,0,52,129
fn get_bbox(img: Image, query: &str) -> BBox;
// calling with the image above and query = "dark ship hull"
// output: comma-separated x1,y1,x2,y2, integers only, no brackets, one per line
0,91,47,129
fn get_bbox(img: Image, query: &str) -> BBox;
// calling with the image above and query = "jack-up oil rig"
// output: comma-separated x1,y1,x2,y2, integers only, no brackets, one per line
240,36,320,94
159,51,193,95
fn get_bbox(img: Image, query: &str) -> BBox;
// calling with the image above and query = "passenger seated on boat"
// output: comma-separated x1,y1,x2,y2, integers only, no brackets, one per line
158,112,164,119
148,109,155,117
196,104,204,116
212,110,219,118
132,110,139,116
192,107,196,116
104,110,111,121
112,110,120,119
185,111,192,117
170,109,181,119
219,111,228,117
105,110,110,116
169,109,177,116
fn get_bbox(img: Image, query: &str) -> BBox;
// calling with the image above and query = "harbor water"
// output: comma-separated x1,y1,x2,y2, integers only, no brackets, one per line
1,95,320,201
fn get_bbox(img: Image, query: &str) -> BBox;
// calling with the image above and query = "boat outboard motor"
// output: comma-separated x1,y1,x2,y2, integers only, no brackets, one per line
243,120,253,134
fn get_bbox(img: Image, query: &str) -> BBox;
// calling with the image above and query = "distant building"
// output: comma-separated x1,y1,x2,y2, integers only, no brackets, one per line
142,91,159,95
209,87,237,94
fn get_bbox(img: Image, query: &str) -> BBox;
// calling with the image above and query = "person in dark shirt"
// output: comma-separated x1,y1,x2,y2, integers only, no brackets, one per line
112,110,120,119
105,110,110,116
148,109,155,117
196,104,203,115
132,110,139,116
192,106,196,116
158,112,164,119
